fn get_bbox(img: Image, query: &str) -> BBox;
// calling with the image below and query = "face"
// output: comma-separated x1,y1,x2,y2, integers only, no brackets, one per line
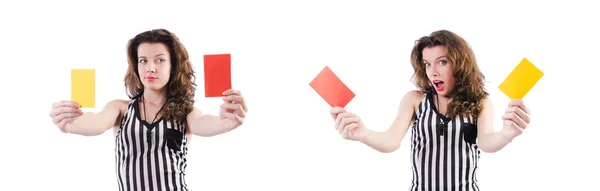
422,45,455,96
137,43,172,91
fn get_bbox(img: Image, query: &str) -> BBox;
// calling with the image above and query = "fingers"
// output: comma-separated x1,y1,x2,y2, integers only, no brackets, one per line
219,90,247,129
221,111,244,124
502,111,527,129
50,105,83,127
52,100,80,110
331,111,363,141
222,89,248,113
503,99,532,134
330,107,346,120
334,112,359,133
333,109,353,126
223,95,243,103
223,95,247,112
50,101,81,123
339,116,360,134
50,107,82,117
220,102,246,118
508,99,530,115
52,112,81,124
50,110,82,122
220,101,241,111
58,111,82,119
502,119,523,137
52,116,64,124
341,123,359,139
505,106,531,124
334,111,348,130
222,89,241,96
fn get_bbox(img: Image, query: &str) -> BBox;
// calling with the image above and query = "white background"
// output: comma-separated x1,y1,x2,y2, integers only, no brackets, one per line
1,0,598,190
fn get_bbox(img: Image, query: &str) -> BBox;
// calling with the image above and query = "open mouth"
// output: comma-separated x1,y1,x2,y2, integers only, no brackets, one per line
433,80,444,89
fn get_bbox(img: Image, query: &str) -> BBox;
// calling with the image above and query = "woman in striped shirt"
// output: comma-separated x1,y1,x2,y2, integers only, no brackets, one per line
48,29,248,191
330,30,532,191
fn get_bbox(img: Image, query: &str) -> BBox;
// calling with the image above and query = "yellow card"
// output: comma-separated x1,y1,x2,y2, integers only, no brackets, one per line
498,58,544,99
71,69,95,108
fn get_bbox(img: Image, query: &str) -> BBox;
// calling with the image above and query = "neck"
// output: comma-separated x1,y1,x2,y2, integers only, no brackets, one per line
435,93,453,114
438,95,453,103
143,89,167,105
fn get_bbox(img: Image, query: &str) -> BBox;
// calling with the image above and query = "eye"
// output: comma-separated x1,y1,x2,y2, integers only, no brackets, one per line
439,60,447,65
139,59,147,64
158,58,166,63
424,62,431,67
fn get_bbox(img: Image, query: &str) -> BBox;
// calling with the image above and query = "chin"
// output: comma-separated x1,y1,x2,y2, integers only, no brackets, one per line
145,84,167,91
435,90,449,97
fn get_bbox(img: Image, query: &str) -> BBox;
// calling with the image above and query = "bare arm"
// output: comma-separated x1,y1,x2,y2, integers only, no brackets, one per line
477,98,531,153
187,89,247,137
363,91,421,153
187,107,232,137
65,99,125,136
334,91,421,153
475,98,509,153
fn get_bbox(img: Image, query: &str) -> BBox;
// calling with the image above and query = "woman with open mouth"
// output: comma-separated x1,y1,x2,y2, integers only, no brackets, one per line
330,29,532,191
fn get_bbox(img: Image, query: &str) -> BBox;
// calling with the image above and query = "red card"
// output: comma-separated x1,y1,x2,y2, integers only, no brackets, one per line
204,54,232,97
310,66,355,108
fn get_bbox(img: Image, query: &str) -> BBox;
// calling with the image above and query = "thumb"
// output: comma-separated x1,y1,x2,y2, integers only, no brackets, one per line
330,107,346,118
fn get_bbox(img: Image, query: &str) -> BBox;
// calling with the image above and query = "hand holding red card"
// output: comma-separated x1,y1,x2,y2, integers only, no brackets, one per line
310,66,356,108
204,54,232,97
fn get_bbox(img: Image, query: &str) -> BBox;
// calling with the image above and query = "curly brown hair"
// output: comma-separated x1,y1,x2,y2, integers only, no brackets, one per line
124,29,197,122
410,30,488,118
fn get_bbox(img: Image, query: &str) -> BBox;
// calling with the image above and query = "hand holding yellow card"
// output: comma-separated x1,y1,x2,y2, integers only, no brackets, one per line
498,58,544,99
71,69,95,108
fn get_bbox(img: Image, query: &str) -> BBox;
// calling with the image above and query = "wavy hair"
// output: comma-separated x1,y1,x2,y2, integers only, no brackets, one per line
410,30,488,118
124,29,196,121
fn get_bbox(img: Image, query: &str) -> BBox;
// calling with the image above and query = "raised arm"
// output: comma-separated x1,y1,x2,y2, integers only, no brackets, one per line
186,107,227,137
50,99,126,136
333,90,422,153
476,98,531,153
187,89,247,137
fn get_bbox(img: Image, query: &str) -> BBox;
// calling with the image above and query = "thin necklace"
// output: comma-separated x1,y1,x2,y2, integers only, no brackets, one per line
142,95,167,143
142,96,166,124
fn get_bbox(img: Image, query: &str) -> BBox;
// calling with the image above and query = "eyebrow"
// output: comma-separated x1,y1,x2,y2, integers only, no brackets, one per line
138,53,167,59
423,55,448,63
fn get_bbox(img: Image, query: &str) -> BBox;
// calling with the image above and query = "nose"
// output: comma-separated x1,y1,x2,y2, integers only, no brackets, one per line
430,64,439,76
146,62,156,73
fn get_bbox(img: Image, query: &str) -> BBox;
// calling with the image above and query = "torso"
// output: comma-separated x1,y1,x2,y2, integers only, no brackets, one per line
408,90,481,191
113,98,190,191
112,100,192,142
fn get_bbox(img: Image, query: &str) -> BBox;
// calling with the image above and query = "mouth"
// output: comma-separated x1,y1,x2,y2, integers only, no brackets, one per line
433,80,445,90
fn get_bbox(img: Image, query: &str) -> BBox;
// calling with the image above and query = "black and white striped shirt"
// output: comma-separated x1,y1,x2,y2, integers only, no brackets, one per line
409,90,480,191
115,98,189,191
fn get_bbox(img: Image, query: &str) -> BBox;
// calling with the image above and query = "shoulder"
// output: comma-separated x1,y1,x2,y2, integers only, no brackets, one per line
396,90,427,117
186,106,203,119
475,96,493,122
402,90,427,107
479,96,493,109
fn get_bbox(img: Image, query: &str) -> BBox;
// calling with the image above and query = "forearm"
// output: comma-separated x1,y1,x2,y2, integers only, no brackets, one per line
361,130,401,153
66,112,113,136
190,115,231,137
478,131,514,153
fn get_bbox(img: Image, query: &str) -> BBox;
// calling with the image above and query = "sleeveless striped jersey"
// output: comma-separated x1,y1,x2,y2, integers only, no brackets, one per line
114,98,189,191
409,90,480,191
